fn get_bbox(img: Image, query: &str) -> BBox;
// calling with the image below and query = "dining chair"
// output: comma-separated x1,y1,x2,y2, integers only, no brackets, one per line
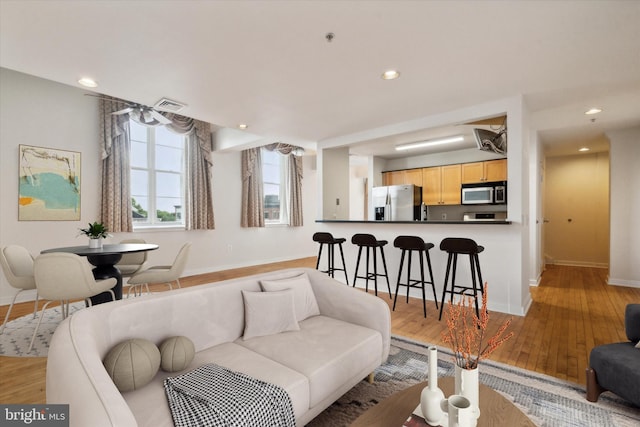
126,242,191,296
0,245,39,334
31,252,117,352
116,239,149,276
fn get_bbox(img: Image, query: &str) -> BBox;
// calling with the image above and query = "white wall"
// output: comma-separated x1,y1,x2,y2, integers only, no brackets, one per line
349,162,367,221
528,130,544,285
319,146,350,220
0,68,318,305
607,127,640,287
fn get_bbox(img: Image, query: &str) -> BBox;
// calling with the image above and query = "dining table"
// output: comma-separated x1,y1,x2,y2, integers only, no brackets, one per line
41,243,159,305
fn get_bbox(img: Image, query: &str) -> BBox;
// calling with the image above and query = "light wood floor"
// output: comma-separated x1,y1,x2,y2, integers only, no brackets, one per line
1,259,638,405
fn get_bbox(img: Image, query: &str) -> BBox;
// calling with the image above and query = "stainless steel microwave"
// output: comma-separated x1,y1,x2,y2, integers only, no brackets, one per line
461,181,507,205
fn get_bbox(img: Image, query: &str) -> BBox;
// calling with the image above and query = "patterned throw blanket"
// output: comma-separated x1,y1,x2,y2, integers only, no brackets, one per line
164,364,296,427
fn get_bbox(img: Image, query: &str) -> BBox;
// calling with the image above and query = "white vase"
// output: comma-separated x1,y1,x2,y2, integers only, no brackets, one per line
88,238,103,249
440,394,475,427
454,364,480,423
420,346,445,426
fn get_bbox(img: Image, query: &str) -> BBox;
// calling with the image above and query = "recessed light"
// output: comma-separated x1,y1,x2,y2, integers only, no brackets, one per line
78,77,98,88
584,108,602,115
382,70,400,80
238,123,248,130
579,147,590,152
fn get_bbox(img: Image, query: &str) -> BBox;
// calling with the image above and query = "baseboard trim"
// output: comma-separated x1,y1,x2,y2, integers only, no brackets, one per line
184,254,317,277
0,289,38,307
546,260,608,269
607,277,640,288
529,275,541,287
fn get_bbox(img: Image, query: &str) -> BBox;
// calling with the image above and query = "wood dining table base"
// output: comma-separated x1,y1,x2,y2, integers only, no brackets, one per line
350,377,535,427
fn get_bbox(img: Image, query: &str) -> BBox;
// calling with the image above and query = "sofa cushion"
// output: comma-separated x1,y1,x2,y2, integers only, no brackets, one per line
237,315,383,407
590,342,640,407
625,304,640,342
103,338,161,392
122,342,310,427
242,290,300,340
260,272,320,322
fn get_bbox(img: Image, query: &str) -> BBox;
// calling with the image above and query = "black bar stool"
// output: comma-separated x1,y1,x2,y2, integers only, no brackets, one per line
312,232,349,284
351,233,392,298
392,235,438,318
438,237,485,321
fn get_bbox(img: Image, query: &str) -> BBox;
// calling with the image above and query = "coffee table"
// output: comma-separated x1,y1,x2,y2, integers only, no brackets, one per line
350,377,535,426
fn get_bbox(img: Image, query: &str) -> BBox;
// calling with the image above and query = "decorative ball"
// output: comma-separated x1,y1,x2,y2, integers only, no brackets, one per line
159,336,195,372
103,338,160,392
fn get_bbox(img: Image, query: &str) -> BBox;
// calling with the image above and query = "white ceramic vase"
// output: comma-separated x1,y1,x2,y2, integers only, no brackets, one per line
420,346,445,426
440,394,474,427
454,364,480,424
88,238,103,249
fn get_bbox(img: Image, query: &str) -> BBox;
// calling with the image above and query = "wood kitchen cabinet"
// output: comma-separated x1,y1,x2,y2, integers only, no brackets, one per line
422,164,461,205
382,171,404,186
382,169,423,187
461,159,507,183
404,169,423,187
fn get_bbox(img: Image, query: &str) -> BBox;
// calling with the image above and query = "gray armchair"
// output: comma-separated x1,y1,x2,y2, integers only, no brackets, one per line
586,304,640,407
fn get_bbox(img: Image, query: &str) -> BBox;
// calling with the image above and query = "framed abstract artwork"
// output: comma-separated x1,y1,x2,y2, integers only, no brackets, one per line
18,144,81,221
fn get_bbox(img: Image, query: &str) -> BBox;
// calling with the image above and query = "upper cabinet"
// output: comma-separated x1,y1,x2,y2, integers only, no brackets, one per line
422,164,461,205
461,159,507,183
382,159,505,206
382,169,423,187
404,169,423,187
382,170,403,186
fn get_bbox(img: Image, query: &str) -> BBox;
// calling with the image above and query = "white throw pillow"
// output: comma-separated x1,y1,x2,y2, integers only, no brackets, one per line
260,273,320,322
241,289,300,340
635,340,640,349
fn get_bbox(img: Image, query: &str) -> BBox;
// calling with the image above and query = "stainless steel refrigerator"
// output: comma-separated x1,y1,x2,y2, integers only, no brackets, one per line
372,184,422,221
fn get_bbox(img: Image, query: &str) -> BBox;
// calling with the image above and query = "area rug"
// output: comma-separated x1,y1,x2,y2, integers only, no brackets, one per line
308,336,640,427
0,302,84,358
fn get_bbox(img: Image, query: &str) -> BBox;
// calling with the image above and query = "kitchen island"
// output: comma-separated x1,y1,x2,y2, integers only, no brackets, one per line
313,219,529,317
316,219,511,225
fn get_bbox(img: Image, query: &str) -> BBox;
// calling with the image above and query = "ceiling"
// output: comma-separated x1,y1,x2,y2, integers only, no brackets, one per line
1,1,639,158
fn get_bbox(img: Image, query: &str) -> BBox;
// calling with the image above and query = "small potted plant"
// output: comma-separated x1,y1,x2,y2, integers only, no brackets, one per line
79,221,110,248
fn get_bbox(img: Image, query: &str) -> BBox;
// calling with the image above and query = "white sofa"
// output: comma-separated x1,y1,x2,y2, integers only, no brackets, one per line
46,268,391,427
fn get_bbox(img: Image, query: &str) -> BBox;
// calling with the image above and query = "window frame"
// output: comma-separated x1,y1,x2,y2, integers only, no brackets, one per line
261,148,289,226
130,121,186,230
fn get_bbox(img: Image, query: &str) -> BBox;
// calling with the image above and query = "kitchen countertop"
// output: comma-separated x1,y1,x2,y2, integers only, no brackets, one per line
315,219,511,225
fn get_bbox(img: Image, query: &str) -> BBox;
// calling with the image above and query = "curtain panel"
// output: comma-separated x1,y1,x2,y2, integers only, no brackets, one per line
99,98,133,232
288,154,303,226
241,148,265,227
163,114,215,230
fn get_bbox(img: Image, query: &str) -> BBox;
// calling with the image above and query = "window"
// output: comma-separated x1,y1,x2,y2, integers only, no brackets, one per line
130,120,186,227
262,148,288,225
